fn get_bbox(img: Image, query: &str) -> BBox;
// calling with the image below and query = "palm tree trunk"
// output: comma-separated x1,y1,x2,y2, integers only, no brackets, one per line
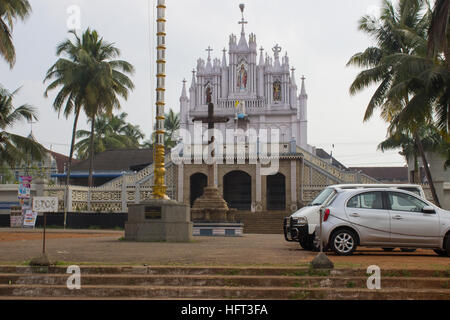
414,133,441,207
413,154,419,183
88,114,96,188
64,109,81,228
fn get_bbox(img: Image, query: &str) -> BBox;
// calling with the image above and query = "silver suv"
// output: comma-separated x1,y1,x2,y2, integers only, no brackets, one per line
314,188,450,256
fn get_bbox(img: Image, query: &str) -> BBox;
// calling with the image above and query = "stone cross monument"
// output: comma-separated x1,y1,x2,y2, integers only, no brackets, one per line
191,103,235,223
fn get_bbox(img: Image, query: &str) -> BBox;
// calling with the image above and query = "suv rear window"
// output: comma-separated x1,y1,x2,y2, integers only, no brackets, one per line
397,187,421,196
309,188,336,206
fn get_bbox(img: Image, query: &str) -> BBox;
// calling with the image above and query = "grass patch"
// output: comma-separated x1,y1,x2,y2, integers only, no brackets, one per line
383,270,412,277
290,290,310,300
227,269,241,276
345,281,356,288
283,267,331,277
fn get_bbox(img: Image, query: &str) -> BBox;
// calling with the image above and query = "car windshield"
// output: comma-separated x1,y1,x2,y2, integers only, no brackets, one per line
309,188,335,206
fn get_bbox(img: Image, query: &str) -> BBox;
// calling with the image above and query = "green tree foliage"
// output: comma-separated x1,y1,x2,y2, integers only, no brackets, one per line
44,29,134,187
348,0,448,205
0,86,45,168
74,112,144,159
142,109,180,149
0,0,31,68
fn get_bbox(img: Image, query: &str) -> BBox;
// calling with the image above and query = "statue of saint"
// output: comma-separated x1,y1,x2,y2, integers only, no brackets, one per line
273,81,282,102
237,63,247,90
206,86,212,103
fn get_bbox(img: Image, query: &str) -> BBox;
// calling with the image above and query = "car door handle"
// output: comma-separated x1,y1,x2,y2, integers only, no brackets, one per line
392,215,403,220
349,213,360,217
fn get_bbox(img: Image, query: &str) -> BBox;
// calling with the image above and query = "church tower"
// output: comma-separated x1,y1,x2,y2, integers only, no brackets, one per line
180,4,310,148
298,76,308,149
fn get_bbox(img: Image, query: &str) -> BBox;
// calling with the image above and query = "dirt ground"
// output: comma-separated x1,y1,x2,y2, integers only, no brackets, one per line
0,228,448,270
0,232,117,242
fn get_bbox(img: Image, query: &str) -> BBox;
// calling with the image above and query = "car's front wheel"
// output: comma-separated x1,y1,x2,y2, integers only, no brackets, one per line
299,236,314,251
434,249,448,257
330,229,358,256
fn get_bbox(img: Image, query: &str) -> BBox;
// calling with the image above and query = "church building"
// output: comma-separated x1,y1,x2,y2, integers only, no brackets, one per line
174,5,377,214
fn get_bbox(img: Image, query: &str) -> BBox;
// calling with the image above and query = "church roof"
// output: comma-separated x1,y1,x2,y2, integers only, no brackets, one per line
71,149,155,173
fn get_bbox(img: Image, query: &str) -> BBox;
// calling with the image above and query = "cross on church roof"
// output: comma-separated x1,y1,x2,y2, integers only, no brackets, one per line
206,46,213,59
238,4,247,33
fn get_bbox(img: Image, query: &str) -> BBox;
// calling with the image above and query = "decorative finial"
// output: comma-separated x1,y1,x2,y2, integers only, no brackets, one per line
272,44,282,59
206,46,213,60
238,4,248,34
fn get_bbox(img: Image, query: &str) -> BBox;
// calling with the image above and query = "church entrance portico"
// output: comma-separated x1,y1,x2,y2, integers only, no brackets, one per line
267,173,286,211
223,170,252,211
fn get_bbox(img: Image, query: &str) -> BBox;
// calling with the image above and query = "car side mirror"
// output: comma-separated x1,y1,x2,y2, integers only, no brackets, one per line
422,206,436,214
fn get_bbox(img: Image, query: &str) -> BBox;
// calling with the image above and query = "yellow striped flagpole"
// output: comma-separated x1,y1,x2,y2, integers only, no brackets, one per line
153,0,169,199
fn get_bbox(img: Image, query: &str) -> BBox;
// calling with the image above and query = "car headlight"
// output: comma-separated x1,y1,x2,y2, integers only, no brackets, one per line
291,217,308,225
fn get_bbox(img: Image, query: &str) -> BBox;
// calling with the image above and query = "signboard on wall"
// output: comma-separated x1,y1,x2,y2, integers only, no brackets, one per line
23,208,38,228
32,197,59,213
10,206,23,228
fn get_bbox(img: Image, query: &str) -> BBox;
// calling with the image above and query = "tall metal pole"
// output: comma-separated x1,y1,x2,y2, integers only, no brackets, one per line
153,0,169,199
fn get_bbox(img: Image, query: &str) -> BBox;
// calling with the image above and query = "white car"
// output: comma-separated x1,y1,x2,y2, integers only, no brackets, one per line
314,188,450,256
283,184,427,250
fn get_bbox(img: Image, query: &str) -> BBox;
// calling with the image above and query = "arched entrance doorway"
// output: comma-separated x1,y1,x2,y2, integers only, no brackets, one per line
223,171,252,210
267,173,286,211
190,173,207,207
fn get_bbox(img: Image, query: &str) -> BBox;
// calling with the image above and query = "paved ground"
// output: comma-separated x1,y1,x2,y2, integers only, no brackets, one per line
0,228,448,269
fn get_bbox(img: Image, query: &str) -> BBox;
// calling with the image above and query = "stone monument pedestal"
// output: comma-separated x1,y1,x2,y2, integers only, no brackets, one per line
125,199,192,242
191,187,243,237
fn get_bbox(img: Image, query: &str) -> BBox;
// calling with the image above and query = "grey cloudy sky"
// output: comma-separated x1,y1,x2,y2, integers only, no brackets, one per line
2,0,406,167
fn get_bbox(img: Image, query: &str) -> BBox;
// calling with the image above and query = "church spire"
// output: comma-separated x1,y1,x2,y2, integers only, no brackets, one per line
259,47,264,66
237,4,249,51
222,48,227,67
190,69,196,89
300,75,307,97
291,68,296,86
180,79,187,100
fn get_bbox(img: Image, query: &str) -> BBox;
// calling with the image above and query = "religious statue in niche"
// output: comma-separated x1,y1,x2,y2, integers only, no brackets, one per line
273,80,282,102
205,84,212,104
237,62,248,91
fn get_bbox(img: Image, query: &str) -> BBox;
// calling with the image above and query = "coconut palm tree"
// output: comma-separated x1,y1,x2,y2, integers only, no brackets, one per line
74,112,144,159
428,0,449,61
348,0,444,206
44,29,134,187
0,0,31,68
0,85,44,167
143,110,180,149
378,124,447,183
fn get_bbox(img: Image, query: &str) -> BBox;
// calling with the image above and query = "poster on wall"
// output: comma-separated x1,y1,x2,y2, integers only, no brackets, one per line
10,206,23,228
18,176,32,200
22,207,38,228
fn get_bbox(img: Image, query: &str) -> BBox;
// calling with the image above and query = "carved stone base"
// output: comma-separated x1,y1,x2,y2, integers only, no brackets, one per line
191,187,235,223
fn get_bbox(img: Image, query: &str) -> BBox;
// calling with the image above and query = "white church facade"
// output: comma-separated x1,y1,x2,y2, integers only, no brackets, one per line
172,6,378,214
179,6,313,154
